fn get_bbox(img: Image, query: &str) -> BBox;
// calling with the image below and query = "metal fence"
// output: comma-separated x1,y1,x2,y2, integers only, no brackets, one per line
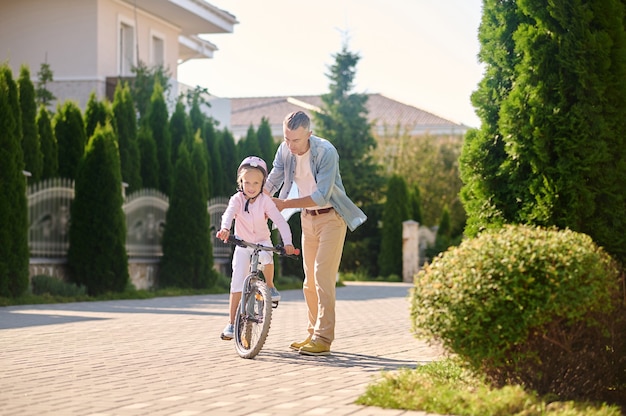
27,178,230,262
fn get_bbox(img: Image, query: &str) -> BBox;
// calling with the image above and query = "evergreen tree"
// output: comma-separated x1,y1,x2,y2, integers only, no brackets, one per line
218,128,238,194
37,105,58,179
146,80,172,195
67,124,129,296
409,184,423,224
237,124,262,161
257,116,276,166
462,0,626,264
314,43,385,274
18,65,43,182
378,175,410,278
169,99,192,165
159,142,215,289
138,126,159,189
131,62,171,121
0,64,30,297
35,61,56,108
204,120,223,197
85,92,112,139
54,101,86,179
112,82,142,192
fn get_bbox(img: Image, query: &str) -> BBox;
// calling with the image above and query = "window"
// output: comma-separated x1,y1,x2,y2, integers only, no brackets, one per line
119,22,135,75
151,35,164,67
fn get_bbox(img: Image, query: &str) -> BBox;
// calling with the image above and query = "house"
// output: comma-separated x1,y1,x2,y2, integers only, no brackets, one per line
0,0,237,110
225,94,469,140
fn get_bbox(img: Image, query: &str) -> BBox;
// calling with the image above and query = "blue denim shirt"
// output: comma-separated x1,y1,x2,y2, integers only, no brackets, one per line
265,135,367,231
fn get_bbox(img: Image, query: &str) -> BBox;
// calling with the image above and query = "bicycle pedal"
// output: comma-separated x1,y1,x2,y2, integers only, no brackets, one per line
272,301,279,309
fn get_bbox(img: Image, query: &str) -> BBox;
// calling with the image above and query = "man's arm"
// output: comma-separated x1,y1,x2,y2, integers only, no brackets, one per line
272,195,316,211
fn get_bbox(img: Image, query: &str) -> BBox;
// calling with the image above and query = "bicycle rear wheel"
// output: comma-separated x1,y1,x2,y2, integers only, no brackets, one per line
234,279,272,358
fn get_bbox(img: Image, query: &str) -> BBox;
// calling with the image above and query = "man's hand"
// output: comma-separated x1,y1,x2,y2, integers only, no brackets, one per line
272,197,286,211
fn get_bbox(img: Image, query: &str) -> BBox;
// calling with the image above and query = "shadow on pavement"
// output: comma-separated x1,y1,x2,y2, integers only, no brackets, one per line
256,349,425,372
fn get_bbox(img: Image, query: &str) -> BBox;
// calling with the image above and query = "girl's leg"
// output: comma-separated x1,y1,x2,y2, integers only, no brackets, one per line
229,291,242,324
263,263,275,288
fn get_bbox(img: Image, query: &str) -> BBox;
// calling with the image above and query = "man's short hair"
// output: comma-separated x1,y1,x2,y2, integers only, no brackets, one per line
284,111,310,131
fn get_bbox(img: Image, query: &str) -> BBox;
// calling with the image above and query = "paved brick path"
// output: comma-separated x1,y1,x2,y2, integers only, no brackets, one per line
0,282,444,416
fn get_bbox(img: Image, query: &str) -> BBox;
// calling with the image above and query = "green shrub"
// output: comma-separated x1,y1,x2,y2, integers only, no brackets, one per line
31,275,86,297
410,225,626,403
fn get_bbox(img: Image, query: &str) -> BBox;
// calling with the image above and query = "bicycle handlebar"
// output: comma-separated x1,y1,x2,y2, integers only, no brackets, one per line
226,235,301,257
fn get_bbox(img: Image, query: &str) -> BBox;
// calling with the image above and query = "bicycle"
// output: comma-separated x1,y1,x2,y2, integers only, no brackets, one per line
225,235,300,359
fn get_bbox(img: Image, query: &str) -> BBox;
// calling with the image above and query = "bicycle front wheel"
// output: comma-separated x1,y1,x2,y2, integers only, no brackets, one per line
234,279,272,359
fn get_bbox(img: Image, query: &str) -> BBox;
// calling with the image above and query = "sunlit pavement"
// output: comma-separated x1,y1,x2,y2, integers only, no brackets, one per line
0,281,445,416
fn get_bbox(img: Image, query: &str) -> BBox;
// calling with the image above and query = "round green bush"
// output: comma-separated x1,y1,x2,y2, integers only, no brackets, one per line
410,225,626,401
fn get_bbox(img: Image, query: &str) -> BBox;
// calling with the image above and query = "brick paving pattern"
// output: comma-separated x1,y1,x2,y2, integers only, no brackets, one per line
0,282,445,416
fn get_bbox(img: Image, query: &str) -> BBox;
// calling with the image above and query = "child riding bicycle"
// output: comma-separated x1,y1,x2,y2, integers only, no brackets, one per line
216,156,296,340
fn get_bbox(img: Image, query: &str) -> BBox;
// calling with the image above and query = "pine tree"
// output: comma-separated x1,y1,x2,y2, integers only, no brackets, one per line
314,43,384,274
0,64,30,298
54,101,86,179
378,175,410,278
19,65,43,181
112,82,142,192
159,141,215,289
462,0,626,264
146,80,172,195
314,44,383,208
67,124,129,295
35,61,56,108
37,105,58,179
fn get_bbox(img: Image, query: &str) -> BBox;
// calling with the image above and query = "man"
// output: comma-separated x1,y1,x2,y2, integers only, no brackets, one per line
265,111,367,356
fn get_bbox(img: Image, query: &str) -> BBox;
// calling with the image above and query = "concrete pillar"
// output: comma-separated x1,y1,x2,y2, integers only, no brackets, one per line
403,220,419,283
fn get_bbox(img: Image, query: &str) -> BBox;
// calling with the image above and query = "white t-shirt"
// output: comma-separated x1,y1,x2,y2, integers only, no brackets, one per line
295,150,331,211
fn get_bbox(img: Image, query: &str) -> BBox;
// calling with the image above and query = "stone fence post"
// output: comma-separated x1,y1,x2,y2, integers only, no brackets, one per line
403,220,419,283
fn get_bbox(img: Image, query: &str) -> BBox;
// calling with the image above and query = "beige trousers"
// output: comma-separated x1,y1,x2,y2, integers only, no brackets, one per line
300,209,347,347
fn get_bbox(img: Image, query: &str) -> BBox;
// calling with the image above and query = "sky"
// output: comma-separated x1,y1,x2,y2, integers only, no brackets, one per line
178,0,485,128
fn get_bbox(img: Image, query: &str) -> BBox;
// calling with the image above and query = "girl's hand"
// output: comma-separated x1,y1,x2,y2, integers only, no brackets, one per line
216,228,230,242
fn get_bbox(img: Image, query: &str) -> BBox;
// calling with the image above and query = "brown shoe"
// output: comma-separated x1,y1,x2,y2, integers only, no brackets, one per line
299,340,331,356
289,335,312,351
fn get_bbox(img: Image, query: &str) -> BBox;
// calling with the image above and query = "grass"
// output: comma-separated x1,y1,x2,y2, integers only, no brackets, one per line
356,358,624,416
0,273,305,307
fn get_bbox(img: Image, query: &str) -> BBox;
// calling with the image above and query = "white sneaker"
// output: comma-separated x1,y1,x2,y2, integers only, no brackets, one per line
269,287,281,302
221,323,234,340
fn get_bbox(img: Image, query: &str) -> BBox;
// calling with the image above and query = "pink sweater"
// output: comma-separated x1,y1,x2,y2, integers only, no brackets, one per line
220,192,293,246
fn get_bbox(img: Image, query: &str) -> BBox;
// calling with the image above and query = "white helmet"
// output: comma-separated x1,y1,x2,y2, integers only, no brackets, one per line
237,156,268,179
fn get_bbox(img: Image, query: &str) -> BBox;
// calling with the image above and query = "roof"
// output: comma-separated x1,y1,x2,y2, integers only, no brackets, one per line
120,0,238,60
228,94,468,138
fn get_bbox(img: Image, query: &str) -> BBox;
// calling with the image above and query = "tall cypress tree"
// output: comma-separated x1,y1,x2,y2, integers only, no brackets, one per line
67,124,129,295
54,101,86,179
257,116,276,167
169,99,191,165
0,64,29,298
204,120,222,197
85,92,112,139
19,65,43,182
378,174,410,278
218,128,238,193
159,141,215,289
237,124,262,161
146,80,172,195
461,0,626,264
37,105,58,179
138,125,159,190
112,82,142,192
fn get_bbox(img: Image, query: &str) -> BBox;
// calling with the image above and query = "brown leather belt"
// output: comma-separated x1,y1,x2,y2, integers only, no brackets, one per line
305,207,334,216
